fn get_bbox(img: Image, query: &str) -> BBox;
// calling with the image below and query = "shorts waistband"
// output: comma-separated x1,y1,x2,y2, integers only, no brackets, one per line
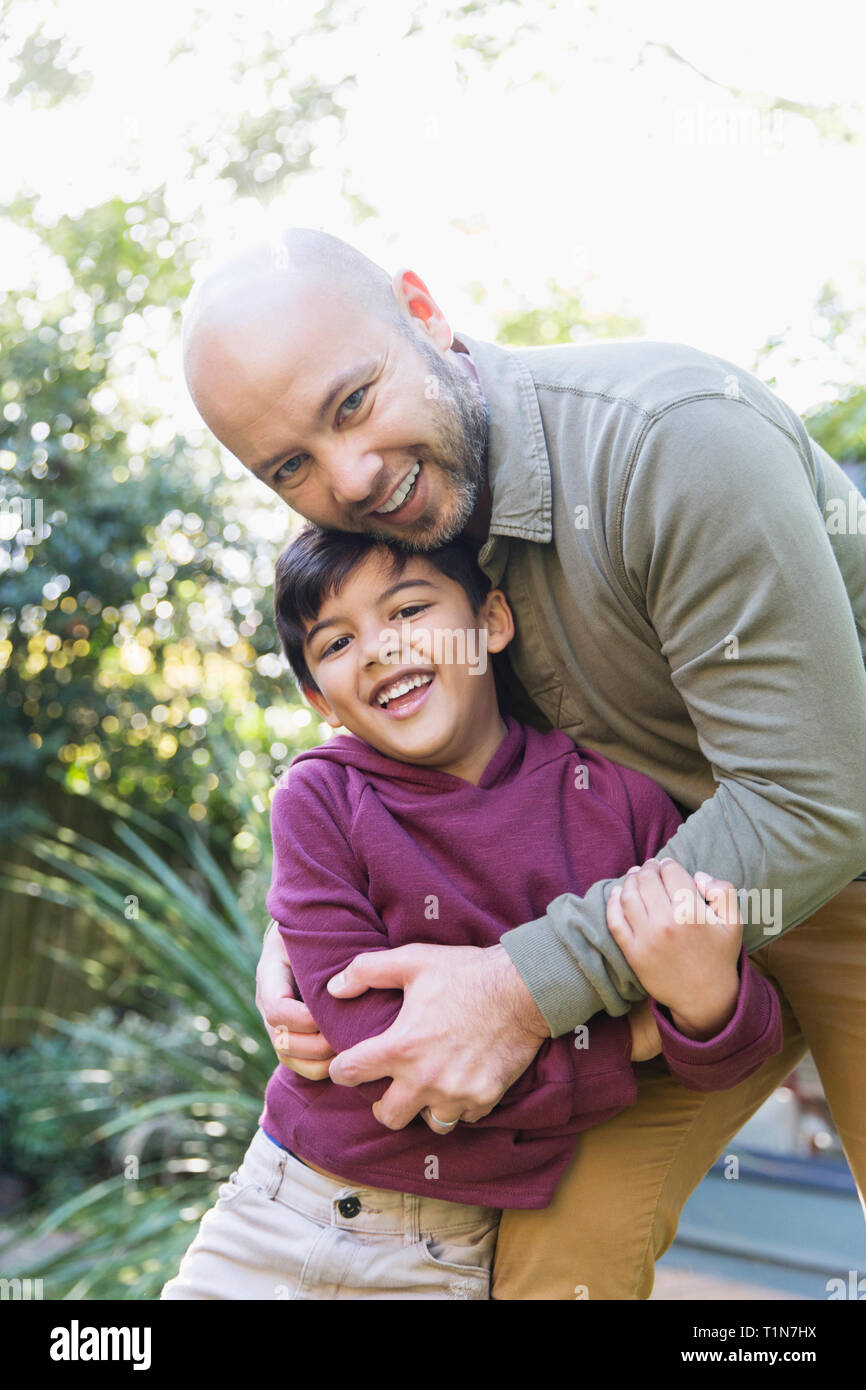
236,1129,498,1240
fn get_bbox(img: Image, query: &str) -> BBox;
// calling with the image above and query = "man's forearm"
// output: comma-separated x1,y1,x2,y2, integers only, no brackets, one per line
501,879,641,1037
502,781,866,1038
506,399,866,1037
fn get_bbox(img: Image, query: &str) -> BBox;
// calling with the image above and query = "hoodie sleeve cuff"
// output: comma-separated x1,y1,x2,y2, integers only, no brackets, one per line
649,946,783,1090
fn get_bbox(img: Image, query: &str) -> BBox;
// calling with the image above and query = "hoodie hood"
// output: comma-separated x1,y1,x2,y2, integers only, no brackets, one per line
287,713,575,794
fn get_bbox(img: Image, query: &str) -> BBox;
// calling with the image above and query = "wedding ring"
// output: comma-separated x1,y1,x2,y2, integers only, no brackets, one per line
428,1109,460,1129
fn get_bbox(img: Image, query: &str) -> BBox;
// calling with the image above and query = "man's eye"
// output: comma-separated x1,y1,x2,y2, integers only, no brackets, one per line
274,455,307,483
321,635,350,658
338,386,366,418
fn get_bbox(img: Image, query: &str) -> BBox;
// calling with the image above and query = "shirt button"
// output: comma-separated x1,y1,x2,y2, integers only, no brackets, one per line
337,1196,362,1219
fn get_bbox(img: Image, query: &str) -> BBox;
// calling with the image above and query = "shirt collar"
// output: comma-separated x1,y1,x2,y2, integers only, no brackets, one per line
452,331,553,576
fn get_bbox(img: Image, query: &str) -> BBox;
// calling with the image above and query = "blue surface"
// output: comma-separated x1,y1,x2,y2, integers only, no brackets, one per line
660,1149,866,1299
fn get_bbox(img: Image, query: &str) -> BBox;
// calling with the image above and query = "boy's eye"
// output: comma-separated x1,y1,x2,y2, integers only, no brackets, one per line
321,635,351,659
394,602,430,620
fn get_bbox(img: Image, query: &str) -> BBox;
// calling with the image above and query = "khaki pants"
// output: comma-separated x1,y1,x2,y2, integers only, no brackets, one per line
491,880,866,1300
160,1128,499,1300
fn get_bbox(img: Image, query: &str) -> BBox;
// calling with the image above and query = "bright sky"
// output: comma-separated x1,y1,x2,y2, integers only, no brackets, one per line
2,0,865,428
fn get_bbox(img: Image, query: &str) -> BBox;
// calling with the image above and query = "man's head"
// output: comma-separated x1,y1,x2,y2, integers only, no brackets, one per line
274,525,514,771
183,229,489,551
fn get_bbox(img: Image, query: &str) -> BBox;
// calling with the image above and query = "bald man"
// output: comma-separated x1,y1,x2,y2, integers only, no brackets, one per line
183,229,866,1299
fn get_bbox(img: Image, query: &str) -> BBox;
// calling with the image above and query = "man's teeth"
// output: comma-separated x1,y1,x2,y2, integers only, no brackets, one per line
376,460,420,514
377,673,433,706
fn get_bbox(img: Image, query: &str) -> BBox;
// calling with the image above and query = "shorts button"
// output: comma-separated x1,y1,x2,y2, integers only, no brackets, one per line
337,1196,362,1219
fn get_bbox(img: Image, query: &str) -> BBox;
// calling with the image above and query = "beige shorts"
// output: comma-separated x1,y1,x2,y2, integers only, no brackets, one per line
160,1128,500,1300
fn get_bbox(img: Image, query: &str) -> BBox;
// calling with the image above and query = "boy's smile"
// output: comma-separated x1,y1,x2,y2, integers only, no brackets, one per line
301,548,514,784
370,668,436,717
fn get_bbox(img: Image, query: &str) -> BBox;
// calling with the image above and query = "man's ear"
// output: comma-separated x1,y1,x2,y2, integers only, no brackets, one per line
301,684,342,729
480,589,515,655
391,268,453,352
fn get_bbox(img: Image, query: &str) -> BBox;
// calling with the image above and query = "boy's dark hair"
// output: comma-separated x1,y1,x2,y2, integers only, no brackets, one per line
274,524,493,694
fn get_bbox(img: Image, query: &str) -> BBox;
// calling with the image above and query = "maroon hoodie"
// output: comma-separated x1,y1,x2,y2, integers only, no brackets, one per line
260,715,781,1208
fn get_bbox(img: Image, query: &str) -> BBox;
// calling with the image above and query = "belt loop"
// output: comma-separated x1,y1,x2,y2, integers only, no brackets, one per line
404,1191,422,1246
261,1144,286,1199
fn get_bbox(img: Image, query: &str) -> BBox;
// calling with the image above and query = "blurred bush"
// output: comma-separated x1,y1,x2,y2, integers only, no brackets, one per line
0,782,275,1299
0,1009,256,1209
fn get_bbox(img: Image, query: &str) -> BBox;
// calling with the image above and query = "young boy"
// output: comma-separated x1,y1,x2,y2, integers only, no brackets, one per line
161,526,782,1301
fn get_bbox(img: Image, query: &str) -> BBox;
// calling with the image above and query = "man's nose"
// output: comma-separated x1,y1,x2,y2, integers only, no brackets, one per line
326,448,383,507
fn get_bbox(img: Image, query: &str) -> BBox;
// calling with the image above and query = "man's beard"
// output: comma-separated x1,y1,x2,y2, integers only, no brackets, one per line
359,335,489,552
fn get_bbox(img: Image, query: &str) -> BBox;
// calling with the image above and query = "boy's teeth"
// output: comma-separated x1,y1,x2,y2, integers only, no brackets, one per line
377,672,433,706
376,460,420,514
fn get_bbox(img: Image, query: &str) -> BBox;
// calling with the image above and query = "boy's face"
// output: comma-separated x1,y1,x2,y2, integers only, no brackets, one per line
301,550,513,772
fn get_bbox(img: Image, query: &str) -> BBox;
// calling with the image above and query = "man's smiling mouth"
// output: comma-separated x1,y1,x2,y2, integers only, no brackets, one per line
372,460,421,515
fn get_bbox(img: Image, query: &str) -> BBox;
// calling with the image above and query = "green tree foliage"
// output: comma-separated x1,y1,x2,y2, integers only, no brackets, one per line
494,279,643,347
0,192,323,844
755,281,866,495
0,0,92,107
807,389,866,494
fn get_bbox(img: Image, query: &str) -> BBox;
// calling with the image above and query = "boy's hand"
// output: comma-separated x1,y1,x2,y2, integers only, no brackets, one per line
627,999,662,1061
606,859,742,1041
625,1000,667,1061
256,922,336,1080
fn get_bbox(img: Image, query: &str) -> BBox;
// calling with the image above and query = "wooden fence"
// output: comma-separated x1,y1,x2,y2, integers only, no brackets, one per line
0,781,131,1048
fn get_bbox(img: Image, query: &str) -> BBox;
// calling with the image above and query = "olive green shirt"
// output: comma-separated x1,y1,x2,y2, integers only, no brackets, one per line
454,330,866,1037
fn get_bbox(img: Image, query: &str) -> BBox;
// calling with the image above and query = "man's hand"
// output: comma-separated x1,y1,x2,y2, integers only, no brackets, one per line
606,858,742,1041
256,922,336,1080
326,943,550,1134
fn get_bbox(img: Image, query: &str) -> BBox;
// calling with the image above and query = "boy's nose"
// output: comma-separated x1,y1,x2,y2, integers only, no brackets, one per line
361,626,399,671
